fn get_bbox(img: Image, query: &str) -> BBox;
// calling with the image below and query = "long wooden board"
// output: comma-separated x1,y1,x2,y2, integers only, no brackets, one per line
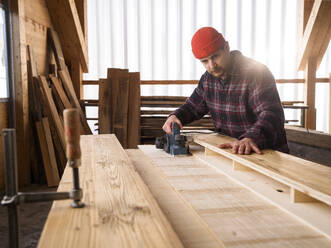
193,133,331,206
39,76,66,149
35,118,60,187
127,149,225,248
38,134,183,248
139,145,331,247
58,70,91,134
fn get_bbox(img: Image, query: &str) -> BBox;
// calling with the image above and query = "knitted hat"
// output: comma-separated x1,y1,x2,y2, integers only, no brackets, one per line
191,27,226,59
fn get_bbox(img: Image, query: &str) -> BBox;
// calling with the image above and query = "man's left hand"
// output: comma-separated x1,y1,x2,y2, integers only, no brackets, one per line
218,138,262,155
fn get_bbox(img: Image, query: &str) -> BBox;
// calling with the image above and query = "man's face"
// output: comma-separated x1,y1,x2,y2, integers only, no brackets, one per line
200,43,230,79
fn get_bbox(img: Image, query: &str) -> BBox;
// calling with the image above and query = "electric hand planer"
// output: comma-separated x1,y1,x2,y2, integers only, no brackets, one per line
155,122,189,155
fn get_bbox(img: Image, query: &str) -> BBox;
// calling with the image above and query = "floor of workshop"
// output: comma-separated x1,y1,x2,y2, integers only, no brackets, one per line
0,186,56,248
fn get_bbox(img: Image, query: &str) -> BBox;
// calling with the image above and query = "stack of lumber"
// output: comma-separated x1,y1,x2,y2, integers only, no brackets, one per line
140,95,214,143
97,69,141,149
26,28,91,187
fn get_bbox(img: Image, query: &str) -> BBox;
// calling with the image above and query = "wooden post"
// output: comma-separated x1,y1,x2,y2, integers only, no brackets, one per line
304,57,316,130
11,0,31,185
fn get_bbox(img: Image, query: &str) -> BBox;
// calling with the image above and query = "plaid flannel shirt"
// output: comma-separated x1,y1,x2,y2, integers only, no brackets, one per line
172,51,289,153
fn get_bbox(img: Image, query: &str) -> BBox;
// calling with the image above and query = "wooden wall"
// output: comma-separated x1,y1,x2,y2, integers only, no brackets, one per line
24,0,54,75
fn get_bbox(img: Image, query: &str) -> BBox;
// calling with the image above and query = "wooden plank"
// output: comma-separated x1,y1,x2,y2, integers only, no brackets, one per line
127,149,225,248
47,28,66,71
304,57,316,129
285,125,331,150
193,133,331,206
139,145,331,247
38,134,183,248
36,118,60,187
141,80,198,85
127,72,141,148
140,78,329,85
58,70,91,134
141,96,188,102
74,0,87,41
297,0,331,70
82,80,99,85
98,79,111,134
45,0,88,72
49,75,72,109
141,116,213,127
109,69,129,148
39,76,66,149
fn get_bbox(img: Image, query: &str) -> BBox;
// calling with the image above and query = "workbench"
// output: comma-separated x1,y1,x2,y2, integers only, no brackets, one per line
38,134,331,247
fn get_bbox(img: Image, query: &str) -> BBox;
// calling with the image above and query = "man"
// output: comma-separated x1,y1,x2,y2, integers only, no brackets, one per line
162,27,289,155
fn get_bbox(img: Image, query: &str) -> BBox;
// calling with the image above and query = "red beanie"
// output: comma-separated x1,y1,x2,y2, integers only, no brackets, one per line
191,27,226,59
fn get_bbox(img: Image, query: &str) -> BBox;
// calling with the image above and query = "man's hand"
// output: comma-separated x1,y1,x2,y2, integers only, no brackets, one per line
162,115,183,134
218,137,262,155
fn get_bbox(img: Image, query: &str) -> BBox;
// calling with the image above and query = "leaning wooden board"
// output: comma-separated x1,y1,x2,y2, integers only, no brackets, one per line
137,145,331,247
38,135,182,247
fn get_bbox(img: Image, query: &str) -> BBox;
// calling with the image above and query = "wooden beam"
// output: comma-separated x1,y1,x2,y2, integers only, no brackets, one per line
297,0,331,70
45,0,88,72
74,0,87,42
304,57,316,129
38,134,183,247
285,125,331,150
10,0,30,185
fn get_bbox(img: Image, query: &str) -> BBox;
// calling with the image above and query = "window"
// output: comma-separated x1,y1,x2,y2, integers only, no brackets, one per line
0,6,8,98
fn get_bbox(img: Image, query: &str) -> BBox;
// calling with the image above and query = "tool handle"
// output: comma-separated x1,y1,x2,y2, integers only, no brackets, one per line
64,109,81,160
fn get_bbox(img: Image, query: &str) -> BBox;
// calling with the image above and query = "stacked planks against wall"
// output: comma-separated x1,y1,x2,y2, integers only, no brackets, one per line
26,28,91,187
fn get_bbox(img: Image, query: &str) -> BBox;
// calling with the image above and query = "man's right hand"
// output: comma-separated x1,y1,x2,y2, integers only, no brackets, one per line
162,115,183,134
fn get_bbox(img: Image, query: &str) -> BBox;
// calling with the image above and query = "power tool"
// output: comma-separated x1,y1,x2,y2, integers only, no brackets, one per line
155,122,189,155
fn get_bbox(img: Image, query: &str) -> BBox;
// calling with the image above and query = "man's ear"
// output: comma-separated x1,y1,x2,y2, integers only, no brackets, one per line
224,41,230,52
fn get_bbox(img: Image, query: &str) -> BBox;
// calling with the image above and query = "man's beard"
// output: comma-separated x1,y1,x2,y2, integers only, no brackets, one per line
211,67,226,78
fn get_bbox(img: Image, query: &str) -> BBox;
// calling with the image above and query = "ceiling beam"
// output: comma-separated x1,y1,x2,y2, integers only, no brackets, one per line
297,0,331,71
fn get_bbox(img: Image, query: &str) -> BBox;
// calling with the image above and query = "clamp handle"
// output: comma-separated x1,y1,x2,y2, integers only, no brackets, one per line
63,109,81,161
